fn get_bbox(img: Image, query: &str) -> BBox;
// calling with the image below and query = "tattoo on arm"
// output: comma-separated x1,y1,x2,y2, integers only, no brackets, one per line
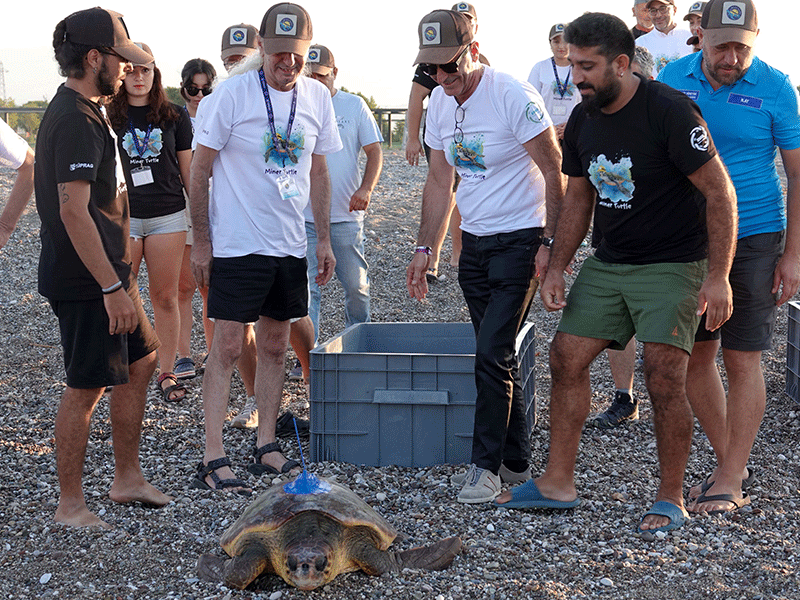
58,183,69,205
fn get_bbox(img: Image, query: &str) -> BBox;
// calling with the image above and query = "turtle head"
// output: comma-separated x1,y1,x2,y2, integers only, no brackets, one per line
283,541,334,590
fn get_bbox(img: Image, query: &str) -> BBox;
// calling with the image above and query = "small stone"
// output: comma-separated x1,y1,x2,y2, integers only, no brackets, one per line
40,573,52,584
269,591,283,600
376,492,387,502
486,523,495,532
600,577,614,587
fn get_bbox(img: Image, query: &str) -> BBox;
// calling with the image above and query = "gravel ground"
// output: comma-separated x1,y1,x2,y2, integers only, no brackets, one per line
1,150,799,600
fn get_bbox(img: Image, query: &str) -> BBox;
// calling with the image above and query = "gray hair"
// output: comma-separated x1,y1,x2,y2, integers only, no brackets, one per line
632,45,655,79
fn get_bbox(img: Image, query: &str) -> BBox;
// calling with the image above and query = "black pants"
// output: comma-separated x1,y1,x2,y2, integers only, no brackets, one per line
458,228,541,474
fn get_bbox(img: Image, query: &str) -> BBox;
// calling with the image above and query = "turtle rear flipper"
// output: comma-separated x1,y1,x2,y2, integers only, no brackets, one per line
395,536,462,571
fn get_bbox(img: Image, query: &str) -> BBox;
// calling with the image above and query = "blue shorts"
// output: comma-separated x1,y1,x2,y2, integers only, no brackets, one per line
130,209,188,239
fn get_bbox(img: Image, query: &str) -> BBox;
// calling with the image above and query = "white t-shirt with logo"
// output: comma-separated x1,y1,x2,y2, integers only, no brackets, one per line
304,89,383,224
0,119,30,169
195,71,342,258
636,27,693,74
527,58,581,126
425,66,552,236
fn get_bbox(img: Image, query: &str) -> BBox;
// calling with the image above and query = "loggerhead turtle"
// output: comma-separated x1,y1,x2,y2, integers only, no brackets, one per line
197,473,462,590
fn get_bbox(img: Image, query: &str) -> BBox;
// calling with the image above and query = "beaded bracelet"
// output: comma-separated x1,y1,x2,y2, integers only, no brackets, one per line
415,246,432,255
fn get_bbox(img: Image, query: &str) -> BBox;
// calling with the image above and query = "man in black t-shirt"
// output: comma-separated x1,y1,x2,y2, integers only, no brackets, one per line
35,8,171,529
495,13,737,534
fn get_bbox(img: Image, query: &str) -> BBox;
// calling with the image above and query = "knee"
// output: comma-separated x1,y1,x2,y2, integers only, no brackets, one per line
150,288,179,311
549,336,584,380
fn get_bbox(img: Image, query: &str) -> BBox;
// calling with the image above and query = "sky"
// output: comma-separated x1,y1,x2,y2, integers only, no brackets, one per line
0,0,793,108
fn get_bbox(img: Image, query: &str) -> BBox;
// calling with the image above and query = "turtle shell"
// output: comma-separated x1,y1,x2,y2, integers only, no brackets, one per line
220,478,397,557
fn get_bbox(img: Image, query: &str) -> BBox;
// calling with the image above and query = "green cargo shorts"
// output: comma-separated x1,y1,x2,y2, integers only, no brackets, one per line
557,256,708,353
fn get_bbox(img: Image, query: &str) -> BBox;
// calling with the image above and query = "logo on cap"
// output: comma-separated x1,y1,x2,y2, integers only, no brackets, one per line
276,14,298,35
230,28,247,45
308,48,320,62
422,22,441,45
456,2,469,10
690,1,702,10
722,2,745,24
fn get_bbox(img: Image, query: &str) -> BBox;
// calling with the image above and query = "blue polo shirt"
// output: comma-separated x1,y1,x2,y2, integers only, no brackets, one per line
659,53,800,239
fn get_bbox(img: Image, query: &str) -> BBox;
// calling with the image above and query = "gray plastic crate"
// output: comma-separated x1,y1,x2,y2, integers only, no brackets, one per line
309,322,536,467
786,301,800,403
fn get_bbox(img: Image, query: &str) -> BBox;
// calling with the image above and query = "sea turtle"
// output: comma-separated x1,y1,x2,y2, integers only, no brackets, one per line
197,473,462,590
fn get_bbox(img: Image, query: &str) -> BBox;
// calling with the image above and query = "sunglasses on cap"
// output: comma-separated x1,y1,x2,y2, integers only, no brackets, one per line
420,45,470,78
183,84,213,97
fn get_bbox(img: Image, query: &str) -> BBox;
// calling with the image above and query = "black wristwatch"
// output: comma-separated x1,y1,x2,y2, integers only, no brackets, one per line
541,236,554,249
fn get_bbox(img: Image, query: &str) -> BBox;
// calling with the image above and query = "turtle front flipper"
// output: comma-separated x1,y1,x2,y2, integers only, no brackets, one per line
224,545,272,590
197,553,226,582
394,536,463,571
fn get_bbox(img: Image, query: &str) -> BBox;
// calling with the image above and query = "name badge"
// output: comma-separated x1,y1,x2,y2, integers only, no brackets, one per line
551,105,567,116
276,173,300,200
130,166,154,187
728,93,763,109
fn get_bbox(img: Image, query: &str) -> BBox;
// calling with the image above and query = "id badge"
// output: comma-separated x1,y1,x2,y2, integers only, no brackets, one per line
130,166,154,187
551,105,567,116
277,173,300,200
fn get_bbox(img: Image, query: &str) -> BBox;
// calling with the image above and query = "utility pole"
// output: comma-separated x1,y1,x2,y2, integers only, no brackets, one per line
0,61,6,100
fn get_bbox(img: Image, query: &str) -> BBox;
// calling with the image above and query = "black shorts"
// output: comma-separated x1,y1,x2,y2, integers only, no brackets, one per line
207,254,309,323
695,231,784,350
49,282,160,389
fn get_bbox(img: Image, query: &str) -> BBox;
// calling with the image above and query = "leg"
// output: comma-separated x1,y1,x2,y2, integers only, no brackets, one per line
129,237,144,278
176,244,196,359
305,221,322,338
238,324,257,398
54,386,108,528
639,342,693,530
448,205,462,267
289,316,315,382
107,350,173,507
331,220,371,330
589,337,638,428
199,284,214,352
142,231,187,394
608,336,635,392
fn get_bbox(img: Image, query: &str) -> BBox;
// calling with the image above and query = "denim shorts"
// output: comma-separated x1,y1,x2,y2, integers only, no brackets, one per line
130,209,188,239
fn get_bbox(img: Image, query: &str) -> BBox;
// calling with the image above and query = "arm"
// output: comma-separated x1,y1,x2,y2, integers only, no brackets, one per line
0,147,35,249
521,127,566,281
406,148,455,300
686,156,737,330
177,148,192,196
188,144,218,289
309,153,336,286
540,175,596,311
773,146,800,306
349,142,383,212
405,82,430,166
58,181,137,334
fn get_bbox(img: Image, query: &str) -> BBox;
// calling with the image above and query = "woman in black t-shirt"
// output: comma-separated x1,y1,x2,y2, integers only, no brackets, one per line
108,43,193,403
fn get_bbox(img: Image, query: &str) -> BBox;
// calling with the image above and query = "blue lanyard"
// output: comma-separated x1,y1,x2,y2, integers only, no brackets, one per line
258,68,297,153
128,121,153,157
551,58,571,99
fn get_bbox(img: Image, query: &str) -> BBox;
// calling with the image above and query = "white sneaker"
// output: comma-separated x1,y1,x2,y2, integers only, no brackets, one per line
231,396,258,429
457,464,501,504
451,463,531,486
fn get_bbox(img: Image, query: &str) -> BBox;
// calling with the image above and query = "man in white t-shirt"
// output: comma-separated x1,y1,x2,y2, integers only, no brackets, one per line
527,23,581,140
303,44,383,338
407,10,565,504
190,2,342,494
0,119,35,250
636,0,692,74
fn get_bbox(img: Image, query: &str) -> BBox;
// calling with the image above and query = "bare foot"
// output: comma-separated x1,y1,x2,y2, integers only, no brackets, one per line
109,480,173,507
54,505,112,530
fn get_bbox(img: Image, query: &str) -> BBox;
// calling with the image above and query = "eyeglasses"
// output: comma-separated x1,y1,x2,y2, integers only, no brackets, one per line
648,5,672,15
99,49,127,61
420,45,470,78
183,84,213,97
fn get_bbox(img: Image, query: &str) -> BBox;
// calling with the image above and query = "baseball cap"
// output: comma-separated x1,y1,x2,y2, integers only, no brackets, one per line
307,45,334,75
684,1,708,19
414,10,473,65
549,23,566,40
634,0,649,5
259,3,313,55
701,0,758,46
451,2,477,19
221,24,259,60
64,8,152,65
645,0,675,7
132,42,154,67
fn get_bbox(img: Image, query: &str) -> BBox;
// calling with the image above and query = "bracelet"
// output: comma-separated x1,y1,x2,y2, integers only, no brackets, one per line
415,245,432,255
101,280,124,295
541,236,554,249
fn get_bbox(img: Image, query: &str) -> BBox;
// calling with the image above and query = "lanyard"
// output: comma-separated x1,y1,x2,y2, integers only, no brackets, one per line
258,68,297,153
551,58,571,99
128,120,153,157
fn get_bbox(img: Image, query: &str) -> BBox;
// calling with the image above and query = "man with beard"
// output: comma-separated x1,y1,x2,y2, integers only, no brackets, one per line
35,8,172,528
636,0,692,74
659,0,800,515
495,12,738,534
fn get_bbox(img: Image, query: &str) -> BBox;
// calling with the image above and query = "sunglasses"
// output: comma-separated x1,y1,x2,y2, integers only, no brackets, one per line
99,49,127,61
420,45,470,78
183,84,213,97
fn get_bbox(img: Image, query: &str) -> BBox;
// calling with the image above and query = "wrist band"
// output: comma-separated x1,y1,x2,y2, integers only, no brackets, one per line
415,246,432,255
102,280,123,295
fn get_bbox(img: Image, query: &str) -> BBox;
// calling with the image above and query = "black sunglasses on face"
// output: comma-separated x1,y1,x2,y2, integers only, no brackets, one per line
420,45,470,78
183,84,213,97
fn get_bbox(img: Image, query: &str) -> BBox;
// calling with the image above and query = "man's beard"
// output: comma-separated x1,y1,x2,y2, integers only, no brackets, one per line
96,60,119,98
703,54,748,87
578,66,621,118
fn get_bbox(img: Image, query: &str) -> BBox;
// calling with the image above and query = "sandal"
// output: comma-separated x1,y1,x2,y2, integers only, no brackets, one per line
425,268,439,285
189,457,251,496
174,357,196,380
247,441,301,476
275,411,309,439
157,372,187,403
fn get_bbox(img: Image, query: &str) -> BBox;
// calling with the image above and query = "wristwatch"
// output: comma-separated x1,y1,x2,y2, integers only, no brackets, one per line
541,236,554,249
